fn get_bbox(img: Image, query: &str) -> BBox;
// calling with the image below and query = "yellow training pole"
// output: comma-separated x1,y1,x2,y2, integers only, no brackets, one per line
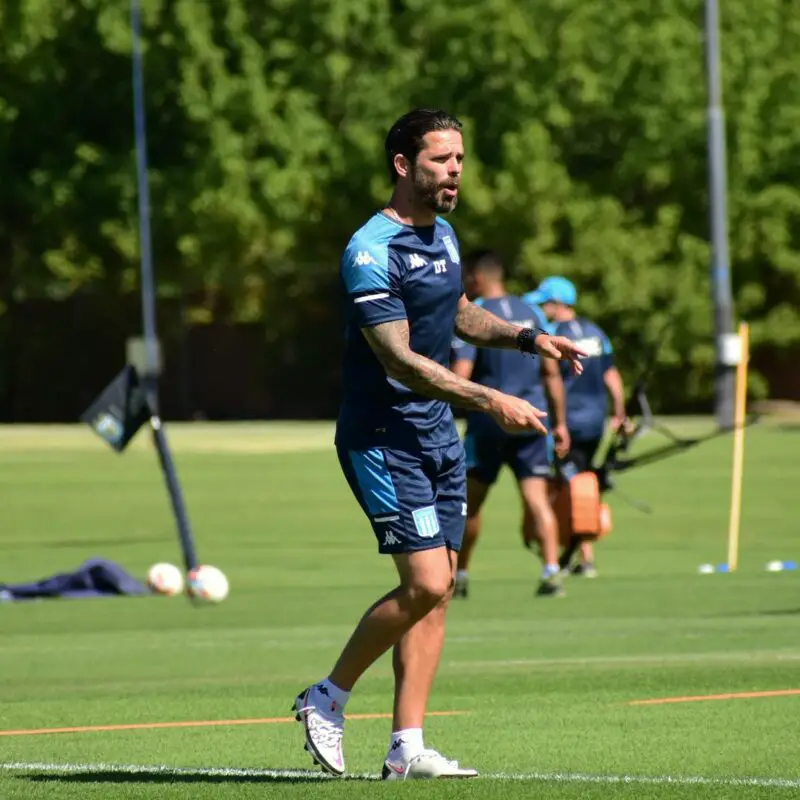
726,321,750,571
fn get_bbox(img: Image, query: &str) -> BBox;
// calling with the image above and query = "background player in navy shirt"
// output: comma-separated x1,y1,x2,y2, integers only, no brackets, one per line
450,251,569,598
293,109,587,782
530,276,629,577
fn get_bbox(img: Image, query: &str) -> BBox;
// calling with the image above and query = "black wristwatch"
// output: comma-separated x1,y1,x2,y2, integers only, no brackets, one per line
516,327,549,355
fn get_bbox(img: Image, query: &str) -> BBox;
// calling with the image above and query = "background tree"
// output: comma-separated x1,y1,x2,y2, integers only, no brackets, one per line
1,0,798,413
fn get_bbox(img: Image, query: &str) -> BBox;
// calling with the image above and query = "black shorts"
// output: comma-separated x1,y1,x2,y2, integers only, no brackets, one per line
464,429,553,486
569,437,603,473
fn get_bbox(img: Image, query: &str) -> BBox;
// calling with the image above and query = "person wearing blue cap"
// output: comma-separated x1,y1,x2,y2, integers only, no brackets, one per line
450,251,570,598
526,276,628,577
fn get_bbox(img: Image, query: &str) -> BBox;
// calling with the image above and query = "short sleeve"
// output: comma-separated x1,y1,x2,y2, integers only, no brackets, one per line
523,295,556,334
451,336,476,364
341,243,407,328
601,330,614,370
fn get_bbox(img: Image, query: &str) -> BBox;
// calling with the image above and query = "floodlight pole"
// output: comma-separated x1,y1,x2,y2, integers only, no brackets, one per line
704,0,736,429
132,0,198,571
131,0,160,386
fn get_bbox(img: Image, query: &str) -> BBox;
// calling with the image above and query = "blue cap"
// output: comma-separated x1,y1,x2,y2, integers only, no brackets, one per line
529,276,577,306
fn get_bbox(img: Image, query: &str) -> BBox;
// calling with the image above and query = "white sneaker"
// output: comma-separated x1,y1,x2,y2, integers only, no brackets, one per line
381,748,479,780
293,685,345,776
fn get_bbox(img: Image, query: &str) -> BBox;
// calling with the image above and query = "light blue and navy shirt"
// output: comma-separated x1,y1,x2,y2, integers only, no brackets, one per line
451,296,550,435
554,317,614,441
336,212,464,451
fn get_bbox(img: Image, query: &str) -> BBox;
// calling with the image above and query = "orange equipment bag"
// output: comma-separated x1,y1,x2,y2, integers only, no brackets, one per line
552,471,612,546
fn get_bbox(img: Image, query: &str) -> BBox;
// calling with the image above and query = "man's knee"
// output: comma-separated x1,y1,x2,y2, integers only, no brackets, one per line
401,568,452,613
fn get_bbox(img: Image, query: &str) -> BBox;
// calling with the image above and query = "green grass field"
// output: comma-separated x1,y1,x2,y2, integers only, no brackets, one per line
1,419,798,798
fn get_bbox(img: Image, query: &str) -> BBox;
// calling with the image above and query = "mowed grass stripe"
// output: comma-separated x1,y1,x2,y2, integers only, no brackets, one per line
0,422,335,454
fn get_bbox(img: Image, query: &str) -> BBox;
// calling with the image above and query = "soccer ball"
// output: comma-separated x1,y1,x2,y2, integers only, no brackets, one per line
147,562,184,596
187,565,229,603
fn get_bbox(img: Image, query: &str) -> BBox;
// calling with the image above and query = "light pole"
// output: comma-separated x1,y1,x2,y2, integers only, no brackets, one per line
704,0,737,429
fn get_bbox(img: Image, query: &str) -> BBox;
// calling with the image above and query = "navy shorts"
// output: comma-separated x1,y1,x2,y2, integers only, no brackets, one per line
337,441,467,555
464,428,553,486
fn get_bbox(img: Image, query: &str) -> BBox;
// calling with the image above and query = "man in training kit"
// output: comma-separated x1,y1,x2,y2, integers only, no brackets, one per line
529,276,628,577
293,109,587,781
450,251,570,598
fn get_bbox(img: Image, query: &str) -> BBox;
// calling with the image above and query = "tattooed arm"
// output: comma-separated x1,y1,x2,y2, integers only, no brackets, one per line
454,294,588,374
363,320,494,411
453,294,533,349
361,320,548,432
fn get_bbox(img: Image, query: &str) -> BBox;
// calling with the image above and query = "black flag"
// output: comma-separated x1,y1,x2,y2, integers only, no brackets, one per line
81,365,151,452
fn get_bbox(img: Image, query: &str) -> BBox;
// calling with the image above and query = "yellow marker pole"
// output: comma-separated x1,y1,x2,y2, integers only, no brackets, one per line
726,321,750,571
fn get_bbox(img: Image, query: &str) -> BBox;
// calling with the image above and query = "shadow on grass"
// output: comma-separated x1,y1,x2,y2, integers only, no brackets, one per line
757,608,800,616
710,608,800,618
25,770,374,785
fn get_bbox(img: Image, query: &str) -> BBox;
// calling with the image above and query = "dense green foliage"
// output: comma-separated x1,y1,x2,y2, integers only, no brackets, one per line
2,0,799,404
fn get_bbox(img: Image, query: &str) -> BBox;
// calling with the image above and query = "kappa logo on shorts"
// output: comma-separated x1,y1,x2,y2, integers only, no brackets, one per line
412,505,440,538
382,531,401,546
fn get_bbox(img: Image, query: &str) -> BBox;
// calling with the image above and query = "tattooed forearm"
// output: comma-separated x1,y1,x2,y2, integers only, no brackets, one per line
361,320,496,412
453,300,523,348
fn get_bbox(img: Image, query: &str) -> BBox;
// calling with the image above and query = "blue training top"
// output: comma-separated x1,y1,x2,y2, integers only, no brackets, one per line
336,211,465,451
451,296,550,435
553,317,614,441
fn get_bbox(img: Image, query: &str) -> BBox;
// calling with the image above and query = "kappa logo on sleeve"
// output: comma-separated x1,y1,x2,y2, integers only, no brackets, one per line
354,251,378,266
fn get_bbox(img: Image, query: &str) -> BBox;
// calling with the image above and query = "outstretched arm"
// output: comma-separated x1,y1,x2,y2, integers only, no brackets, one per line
453,294,587,374
363,320,495,412
361,320,548,433
453,295,528,349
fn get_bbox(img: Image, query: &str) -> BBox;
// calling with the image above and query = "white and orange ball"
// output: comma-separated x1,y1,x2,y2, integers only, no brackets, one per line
187,565,229,603
147,562,184,596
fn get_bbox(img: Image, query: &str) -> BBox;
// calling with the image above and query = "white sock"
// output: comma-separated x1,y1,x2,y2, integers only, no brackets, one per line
388,727,425,763
456,569,468,582
312,678,350,713
542,563,559,579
